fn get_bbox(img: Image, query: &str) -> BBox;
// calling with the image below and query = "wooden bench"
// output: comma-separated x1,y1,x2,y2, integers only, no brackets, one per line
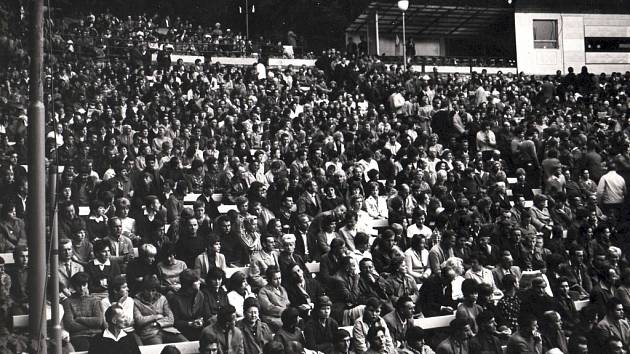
575,299,589,311
0,252,14,264
415,314,456,329
183,193,201,203
78,206,90,216
217,205,238,214
225,266,249,278
71,340,199,354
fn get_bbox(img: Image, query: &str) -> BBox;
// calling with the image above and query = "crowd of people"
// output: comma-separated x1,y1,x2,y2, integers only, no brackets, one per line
2,11,307,66
2,10,630,354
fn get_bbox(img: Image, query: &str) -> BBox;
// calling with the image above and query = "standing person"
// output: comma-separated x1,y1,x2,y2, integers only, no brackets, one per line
596,161,626,218
304,296,339,353
506,315,542,354
88,304,141,354
200,305,245,354
238,297,273,354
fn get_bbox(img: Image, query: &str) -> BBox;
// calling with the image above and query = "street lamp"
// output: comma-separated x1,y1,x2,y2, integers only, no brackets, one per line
239,0,255,40
398,0,409,69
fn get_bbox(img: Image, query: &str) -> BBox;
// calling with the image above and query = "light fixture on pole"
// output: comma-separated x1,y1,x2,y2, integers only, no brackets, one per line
239,0,255,40
397,0,409,69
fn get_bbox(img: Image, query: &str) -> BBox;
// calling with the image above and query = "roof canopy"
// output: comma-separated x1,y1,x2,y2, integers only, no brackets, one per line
346,0,513,38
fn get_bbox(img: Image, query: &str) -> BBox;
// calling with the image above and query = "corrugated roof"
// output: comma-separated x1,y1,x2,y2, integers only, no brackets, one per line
346,1,513,38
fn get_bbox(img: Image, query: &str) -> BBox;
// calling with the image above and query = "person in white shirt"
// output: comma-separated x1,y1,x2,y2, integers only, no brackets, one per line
364,182,387,220
464,255,501,296
597,161,626,217
100,275,135,333
404,235,431,284
406,209,432,240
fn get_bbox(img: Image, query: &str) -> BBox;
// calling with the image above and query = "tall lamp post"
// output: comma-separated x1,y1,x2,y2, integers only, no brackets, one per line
398,0,409,69
239,0,255,40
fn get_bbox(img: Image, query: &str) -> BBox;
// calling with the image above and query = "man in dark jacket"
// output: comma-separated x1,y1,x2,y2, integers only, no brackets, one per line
304,296,339,353
417,265,458,317
88,304,140,354
470,310,504,354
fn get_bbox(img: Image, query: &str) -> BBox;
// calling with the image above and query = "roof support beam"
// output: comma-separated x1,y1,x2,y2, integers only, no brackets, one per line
447,8,485,35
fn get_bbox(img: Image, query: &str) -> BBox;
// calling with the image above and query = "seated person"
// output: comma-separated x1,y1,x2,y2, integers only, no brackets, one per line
199,305,244,354
385,256,419,305
201,268,229,317
169,269,210,341
194,234,227,280
100,275,135,334
7,245,29,315
258,266,290,330
277,233,310,286
237,297,274,354
248,235,279,290
304,296,339,353
284,262,323,319
273,307,306,349
455,279,483,334
133,275,187,344
87,304,141,354
417,264,459,317
126,244,158,296
85,239,121,299
352,298,396,354
383,296,416,349
62,272,105,351
329,256,365,326
226,271,255,321
156,243,187,295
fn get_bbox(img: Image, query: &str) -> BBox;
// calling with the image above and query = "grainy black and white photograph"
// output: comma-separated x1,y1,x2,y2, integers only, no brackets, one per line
1,0,630,353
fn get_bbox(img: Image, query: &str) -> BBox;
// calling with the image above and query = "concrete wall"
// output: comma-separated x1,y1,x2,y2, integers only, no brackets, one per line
515,12,630,75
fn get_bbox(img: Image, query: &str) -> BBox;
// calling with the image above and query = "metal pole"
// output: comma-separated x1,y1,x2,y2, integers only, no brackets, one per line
375,11,380,56
402,11,406,69
245,0,249,40
50,167,61,354
27,0,48,350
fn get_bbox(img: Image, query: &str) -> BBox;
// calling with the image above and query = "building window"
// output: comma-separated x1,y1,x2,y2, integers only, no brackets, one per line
533,20,558,49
